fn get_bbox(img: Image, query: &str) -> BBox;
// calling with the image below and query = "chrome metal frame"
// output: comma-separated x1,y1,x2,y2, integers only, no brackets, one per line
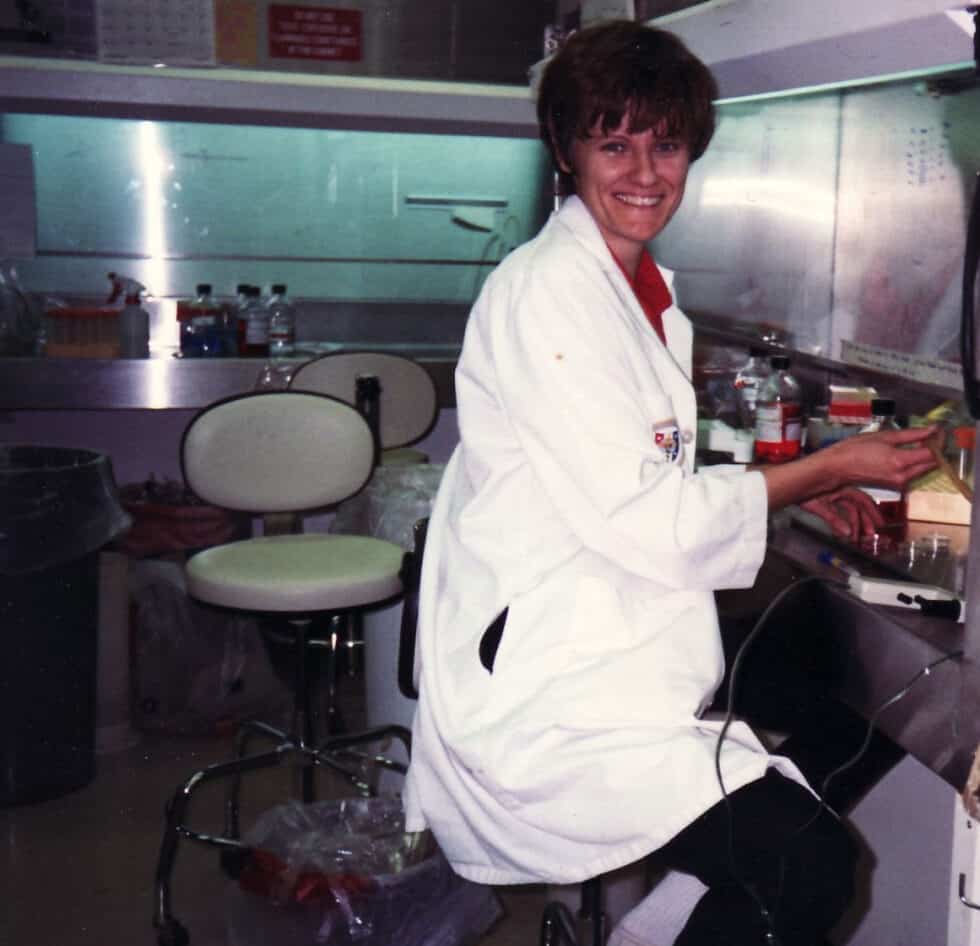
539,877,605,946
152,611,411,946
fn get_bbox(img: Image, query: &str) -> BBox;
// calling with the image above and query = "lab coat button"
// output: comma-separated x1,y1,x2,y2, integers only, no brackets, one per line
682,429,694,444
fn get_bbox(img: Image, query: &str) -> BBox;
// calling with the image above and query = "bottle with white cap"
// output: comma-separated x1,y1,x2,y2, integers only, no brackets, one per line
112,273,149,359
267,283,296,357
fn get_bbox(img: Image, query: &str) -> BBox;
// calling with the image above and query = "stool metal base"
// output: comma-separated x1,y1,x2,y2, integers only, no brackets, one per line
152,611,410,945
540,876,605,946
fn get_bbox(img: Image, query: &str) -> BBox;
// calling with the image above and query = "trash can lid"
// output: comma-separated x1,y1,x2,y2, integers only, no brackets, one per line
0,445,132,575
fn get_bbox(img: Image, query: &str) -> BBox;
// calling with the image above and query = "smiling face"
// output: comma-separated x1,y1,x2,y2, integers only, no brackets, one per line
561,114,691,278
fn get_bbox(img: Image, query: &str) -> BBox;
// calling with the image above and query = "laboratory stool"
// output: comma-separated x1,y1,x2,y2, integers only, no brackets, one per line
153,391,410,946
289,349,438,466
290,350,438,671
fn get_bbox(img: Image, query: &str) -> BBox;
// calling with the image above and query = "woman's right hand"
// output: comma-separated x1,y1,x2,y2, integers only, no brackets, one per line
760,426,939,513
819,426,939,492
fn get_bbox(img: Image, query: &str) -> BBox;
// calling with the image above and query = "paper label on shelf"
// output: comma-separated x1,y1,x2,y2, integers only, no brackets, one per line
96,0,216,66
267,4,362,62
840,339,962,390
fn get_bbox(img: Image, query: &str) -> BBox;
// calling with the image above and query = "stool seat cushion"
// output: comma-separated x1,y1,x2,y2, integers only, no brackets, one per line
186,533,404,612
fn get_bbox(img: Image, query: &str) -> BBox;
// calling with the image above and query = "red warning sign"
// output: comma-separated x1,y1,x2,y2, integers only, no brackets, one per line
268,5,362,62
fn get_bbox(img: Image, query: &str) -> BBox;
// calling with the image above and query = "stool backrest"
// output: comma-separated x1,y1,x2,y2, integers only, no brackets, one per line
181,391,374,514
289,351,437,449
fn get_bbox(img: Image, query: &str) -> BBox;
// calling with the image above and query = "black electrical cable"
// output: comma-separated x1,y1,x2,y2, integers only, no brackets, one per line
712,574,964,944
791,647,964,842
713,575,829,945
974,7,980,76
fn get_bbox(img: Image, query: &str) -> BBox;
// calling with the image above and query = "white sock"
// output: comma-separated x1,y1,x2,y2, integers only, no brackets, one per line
606,869,708,946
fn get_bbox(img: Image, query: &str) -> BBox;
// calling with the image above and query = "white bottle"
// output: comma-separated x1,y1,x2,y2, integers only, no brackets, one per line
114,274,149,358
267,283,296,357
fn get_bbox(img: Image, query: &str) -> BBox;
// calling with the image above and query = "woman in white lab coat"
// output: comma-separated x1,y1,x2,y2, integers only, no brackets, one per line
403,21,937,946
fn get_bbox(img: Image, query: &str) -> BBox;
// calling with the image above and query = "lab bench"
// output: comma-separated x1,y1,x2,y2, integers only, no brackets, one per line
722,518,974,791
4,349,972,789
0,350,459,411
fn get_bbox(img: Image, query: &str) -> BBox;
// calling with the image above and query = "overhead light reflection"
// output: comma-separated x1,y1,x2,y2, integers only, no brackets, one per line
137,121,170,407
138,121,167,293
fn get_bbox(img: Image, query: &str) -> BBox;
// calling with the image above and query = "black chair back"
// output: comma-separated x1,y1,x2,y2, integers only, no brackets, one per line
397,517,428,700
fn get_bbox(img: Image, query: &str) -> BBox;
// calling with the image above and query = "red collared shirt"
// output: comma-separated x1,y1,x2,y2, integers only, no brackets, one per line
610,248,672,345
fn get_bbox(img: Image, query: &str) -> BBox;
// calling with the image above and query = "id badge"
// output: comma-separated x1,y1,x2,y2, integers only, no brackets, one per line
652,419,682,464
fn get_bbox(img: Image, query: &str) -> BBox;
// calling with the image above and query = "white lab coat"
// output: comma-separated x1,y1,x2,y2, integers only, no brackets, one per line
403,195,802,886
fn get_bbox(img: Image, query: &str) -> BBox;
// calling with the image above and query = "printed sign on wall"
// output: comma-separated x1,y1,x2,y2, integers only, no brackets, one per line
267,4,362,62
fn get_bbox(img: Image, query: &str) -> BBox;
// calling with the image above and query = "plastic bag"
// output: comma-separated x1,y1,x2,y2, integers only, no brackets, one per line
0,445,131,575
117,476,248,558
227,797,502,946
331,464,444,550
0,262,40,355
130,560,290,733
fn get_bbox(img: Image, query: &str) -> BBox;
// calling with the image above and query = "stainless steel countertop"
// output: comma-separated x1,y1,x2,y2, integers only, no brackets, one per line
5,351,972,788
0,350,458,410
732,523,972,789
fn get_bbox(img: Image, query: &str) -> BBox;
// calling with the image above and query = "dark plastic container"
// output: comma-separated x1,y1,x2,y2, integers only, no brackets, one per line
0,446,130,805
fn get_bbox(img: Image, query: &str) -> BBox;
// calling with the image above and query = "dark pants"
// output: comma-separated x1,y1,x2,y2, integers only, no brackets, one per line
658,769,858,946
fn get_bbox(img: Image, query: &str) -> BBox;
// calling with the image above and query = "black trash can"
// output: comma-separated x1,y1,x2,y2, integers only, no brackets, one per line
0,445,130,805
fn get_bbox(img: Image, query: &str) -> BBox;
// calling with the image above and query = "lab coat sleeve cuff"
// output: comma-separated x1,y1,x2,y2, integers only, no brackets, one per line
730,469,769,586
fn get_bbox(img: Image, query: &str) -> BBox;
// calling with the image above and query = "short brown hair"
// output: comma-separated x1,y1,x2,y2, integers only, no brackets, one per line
537,20,718,186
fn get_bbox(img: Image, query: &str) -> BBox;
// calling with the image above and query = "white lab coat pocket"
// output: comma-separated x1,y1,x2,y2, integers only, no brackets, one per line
564,574,635,663
554,584,722,731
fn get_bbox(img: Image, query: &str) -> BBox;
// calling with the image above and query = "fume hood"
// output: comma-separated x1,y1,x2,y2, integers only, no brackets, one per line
648,0,976,99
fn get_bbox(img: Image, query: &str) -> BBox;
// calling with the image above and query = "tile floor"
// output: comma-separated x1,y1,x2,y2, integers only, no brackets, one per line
3,647,927,946
0,674,547,946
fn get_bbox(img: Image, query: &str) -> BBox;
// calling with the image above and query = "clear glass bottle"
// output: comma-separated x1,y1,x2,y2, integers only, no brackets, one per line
227,283,250,356
237,286,269,357
859,397,906,537
733,346,771,431
220,284,250,356
189,283,225,357
267,283,296,357
754,355,802,463
699,344,741,427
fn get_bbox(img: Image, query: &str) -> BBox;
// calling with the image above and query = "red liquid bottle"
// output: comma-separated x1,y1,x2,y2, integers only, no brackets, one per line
754,355,802,463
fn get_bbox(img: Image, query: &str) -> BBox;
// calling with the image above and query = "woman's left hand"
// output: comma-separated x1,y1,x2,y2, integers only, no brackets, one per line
799,486,883,540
